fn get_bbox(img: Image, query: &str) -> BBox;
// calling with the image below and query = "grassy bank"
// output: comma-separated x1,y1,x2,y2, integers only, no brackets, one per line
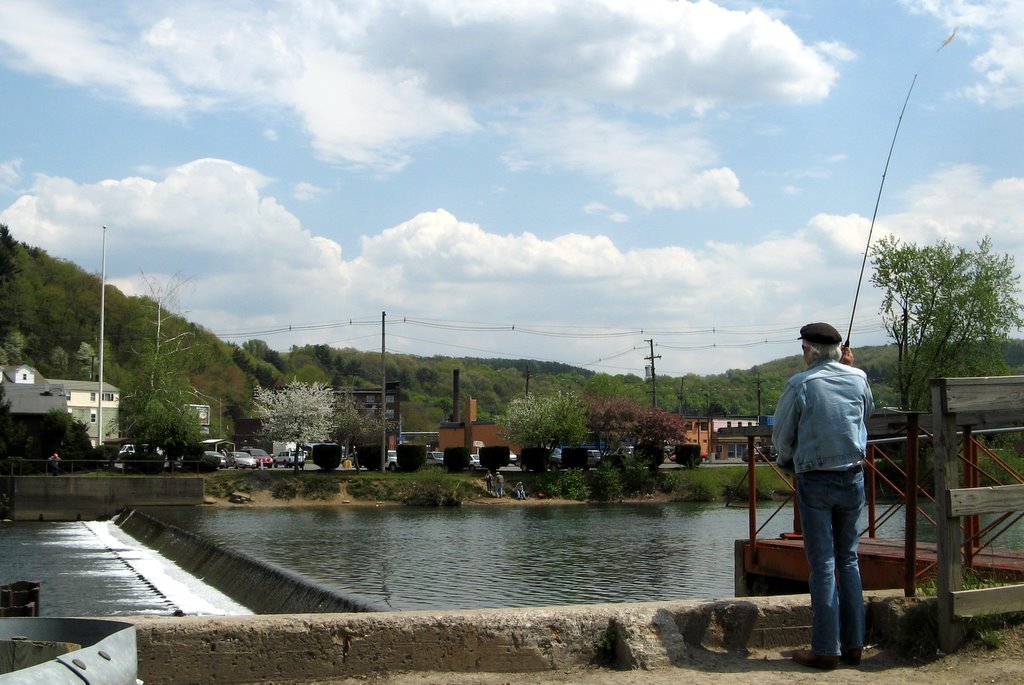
199,463,794,507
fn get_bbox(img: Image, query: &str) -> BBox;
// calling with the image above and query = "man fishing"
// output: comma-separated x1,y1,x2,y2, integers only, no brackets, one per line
772,322,874,670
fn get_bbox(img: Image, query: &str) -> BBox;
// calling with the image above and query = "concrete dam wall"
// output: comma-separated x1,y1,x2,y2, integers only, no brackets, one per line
127,592,927,685
1,475,203,521
114,509,383,615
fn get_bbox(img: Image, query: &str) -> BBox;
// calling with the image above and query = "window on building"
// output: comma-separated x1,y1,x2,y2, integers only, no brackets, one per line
90,411,97,424
90,392,97,401
102,392,114,402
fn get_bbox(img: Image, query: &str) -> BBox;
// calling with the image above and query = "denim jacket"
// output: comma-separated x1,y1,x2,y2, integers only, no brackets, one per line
772,359,874,474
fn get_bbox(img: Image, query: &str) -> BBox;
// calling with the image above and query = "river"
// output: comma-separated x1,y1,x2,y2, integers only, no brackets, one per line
6,500,1021,616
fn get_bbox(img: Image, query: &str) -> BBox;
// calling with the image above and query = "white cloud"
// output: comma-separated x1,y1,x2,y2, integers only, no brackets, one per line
0,0,841,180
0,158,22,192
503,108,749,210
292,181,324,202
6,158,1017,372
0,1,184,109
583,202,629,223
903,0,1024,106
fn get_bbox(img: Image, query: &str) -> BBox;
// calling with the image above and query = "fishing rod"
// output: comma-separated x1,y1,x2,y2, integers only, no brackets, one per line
845,74,916,348
845,29,957,349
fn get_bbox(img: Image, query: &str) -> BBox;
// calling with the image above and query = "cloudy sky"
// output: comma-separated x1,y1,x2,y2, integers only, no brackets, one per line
1,0,1022,376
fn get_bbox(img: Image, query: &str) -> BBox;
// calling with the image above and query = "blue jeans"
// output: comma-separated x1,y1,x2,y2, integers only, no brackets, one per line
796,468,865,656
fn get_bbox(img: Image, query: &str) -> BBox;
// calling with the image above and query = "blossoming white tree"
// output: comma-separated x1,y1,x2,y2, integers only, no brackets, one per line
253,381,335,472
499,390,587,452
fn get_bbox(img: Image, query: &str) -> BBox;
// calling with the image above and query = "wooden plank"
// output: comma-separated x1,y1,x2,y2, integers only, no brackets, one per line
948,484,1024,516
952,584,1024,618
934,381,966,653
943,376,1024,413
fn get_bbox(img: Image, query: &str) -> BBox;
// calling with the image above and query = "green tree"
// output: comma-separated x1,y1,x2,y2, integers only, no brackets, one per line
870,235,1024,409
499,390,587,451
0,385,25,458
331,389,390,470
253,381,335,472
118,290,205,457
37,409,92,461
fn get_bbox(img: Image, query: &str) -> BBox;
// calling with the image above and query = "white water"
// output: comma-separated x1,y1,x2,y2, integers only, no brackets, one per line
1,521,251,617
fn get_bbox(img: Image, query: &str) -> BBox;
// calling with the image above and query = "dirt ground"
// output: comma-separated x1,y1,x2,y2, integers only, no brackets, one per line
214,485,1024,684
261,628,1024,685
252,629,1024,685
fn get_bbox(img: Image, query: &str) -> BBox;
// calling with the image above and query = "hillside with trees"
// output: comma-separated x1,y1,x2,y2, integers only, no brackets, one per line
3,224,1023,437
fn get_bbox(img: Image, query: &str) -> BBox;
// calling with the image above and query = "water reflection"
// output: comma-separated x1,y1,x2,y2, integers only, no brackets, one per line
146,503,797,611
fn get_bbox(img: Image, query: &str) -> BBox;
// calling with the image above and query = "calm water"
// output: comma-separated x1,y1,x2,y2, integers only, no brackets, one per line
145,502,799,611
6,501,1022,616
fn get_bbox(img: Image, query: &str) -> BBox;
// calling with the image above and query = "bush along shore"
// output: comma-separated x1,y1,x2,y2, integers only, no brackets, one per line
199,461,793,508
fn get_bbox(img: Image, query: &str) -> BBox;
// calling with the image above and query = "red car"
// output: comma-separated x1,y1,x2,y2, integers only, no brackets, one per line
244,448,273,469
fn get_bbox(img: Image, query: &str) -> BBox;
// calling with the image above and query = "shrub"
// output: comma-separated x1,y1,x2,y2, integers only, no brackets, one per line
589,464,624,502
310,443,342,471
299,476,338,500
181,450,219,473
519,446,549,472
562,447,589,470
355,443,382,471
271,478,300,500
401,470,467,506
618,455,657,496
723,471,773,501
396,444,426,472
533,472,562,498
443,446,471,472
675,444,702,470
671,469,717,502
479,445,510,472
560,468,590,500
123,449,164,475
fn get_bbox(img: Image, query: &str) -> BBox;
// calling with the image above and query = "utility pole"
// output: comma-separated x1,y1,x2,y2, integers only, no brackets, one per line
677,377,685,415
755,374,763,419
644,339,661,409
380,311,387,472
523,363,532,396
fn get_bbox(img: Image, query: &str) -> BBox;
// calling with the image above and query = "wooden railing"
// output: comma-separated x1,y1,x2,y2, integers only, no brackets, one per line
933,375,1024,653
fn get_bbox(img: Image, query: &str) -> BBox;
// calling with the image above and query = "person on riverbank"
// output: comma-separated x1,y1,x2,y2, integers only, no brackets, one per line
485,471,493,495
495,471,505,498
48,451,61,476
772,322,874,671
514,482,526,500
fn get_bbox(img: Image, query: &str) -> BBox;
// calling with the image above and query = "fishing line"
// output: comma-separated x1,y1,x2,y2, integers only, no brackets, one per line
845,28,957,348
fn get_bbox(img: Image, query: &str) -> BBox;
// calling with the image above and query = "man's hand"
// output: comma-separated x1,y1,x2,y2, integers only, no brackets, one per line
840,345,855,366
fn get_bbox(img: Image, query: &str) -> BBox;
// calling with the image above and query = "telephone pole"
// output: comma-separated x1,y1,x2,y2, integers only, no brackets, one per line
755,374,764,419
644,339,661,409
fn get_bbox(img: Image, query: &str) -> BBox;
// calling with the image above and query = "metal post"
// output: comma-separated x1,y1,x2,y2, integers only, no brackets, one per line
380,311,387,472
97,225,106,449
904,413,920,597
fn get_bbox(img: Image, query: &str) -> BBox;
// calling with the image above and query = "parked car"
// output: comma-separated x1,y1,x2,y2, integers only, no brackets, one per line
243,448,273,469
274,450,307,468
426,451,446,467
547,447,563,470
205,451,228,468
232,452,258,469
547,448,602,470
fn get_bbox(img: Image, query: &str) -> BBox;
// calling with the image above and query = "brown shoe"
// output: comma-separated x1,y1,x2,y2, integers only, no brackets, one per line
841,647,862,665
792,649,839,670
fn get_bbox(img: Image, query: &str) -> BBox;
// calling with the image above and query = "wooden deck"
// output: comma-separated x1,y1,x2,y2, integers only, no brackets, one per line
737,536,1024,596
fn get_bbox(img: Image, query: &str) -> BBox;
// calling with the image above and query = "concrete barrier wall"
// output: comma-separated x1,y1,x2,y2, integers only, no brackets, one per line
129,592,926,685
115,509,382,614
1,476,203,521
